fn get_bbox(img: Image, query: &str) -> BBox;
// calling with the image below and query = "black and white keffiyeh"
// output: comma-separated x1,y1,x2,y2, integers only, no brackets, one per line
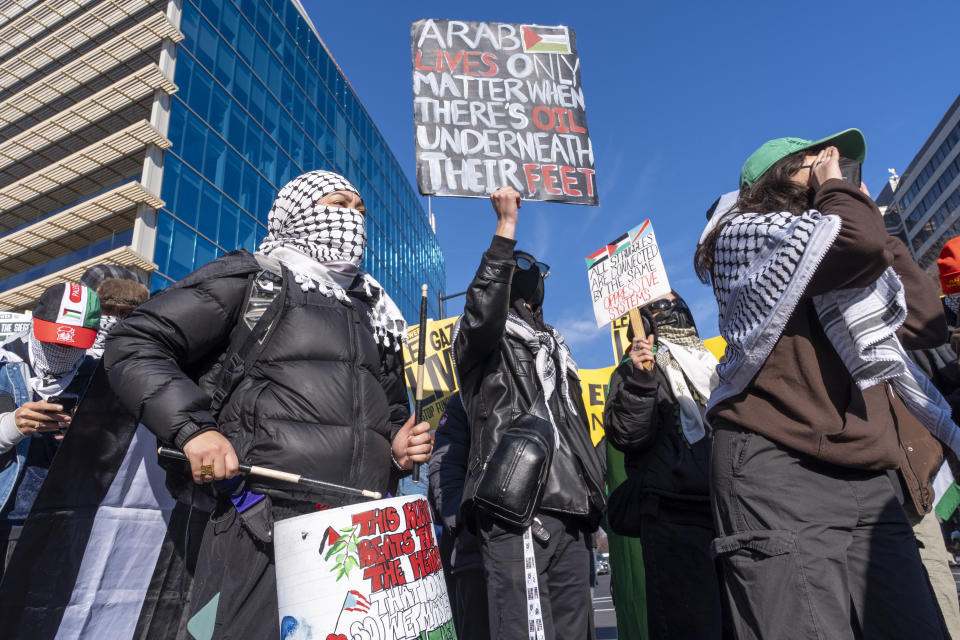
27,333,85,399
706,209,960,457
258,170,365,264
503,314,580,448
655,326,718,444
87,314,119,358
256,170,406,350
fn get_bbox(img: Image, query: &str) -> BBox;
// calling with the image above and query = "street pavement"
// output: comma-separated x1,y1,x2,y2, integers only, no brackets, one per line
594,572,618,639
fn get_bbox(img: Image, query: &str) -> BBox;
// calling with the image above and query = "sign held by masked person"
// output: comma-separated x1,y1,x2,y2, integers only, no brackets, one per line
586,220,671,328
274,495,455,640
411,19,598,205
402,315,460,429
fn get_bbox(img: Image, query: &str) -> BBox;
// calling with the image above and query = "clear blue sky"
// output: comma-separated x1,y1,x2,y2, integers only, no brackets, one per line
302,0,959,369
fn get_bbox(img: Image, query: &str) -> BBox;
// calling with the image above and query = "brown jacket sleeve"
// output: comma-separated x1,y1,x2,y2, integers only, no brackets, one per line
806,179,893,296
889,236,948,349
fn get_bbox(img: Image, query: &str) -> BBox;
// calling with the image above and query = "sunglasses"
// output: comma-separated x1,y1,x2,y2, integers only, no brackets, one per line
515,255,550,278
646,297,686,313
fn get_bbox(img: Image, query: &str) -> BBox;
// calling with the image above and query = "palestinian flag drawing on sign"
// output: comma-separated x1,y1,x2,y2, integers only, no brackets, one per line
584,220,651,269
521,24,571,54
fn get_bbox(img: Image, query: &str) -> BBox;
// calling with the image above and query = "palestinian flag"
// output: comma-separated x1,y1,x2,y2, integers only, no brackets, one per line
0,364,207,639
585,220,651,269
585,246,610,269
933,462,960,520
521,25,571,54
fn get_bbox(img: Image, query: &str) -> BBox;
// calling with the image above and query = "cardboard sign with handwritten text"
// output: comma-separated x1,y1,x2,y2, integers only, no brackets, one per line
274,495,456,640
411,19,597,205
586,220,671,327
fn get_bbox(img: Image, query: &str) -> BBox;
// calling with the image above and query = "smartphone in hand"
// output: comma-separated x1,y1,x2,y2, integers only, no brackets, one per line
48,395,78,413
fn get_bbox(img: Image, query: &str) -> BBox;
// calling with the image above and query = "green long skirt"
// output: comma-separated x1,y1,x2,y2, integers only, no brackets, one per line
606,442,647,640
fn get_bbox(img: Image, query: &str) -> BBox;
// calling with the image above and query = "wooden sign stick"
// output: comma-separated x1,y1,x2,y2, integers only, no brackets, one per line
628,308,654,371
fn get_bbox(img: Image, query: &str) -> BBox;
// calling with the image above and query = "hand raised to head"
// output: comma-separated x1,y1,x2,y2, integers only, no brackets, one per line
810,146,843,191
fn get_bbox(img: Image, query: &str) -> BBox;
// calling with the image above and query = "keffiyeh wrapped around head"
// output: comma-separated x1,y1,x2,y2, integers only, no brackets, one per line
256,170,406,350
28,333,86,398
257,170,365,265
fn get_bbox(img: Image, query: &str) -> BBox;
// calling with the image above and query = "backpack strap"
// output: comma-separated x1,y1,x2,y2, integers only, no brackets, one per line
208,254,287,419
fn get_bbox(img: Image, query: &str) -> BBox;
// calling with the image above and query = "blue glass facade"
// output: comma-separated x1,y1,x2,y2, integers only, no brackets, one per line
151,0,445,319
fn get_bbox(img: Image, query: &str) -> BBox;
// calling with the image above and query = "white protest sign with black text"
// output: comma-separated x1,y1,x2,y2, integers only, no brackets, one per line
411,19,597,205
586,220,671,327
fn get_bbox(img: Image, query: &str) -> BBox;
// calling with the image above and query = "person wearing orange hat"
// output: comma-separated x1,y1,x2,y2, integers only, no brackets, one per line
938,236,960,328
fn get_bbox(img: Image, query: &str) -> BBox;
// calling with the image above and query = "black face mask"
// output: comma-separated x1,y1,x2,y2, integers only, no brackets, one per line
511,266,544,309
648,297,696,331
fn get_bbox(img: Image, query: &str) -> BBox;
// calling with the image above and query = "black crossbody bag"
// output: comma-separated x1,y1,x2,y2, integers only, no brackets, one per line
473,412,555,528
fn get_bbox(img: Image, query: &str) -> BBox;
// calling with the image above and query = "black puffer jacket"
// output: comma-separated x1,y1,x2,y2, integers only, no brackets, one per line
454,236,605,528
104,251,408,504
604,358,711,503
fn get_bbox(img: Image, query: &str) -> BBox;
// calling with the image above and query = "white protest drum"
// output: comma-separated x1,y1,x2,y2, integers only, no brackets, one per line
274,494,456,640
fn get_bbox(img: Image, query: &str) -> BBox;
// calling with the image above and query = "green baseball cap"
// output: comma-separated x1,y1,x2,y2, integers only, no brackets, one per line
739,128,867,189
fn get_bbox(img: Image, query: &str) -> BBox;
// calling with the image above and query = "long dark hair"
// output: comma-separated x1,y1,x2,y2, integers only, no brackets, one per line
694,149,815,284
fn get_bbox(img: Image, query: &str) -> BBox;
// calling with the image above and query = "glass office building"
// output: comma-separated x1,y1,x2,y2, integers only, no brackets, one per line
883,94,960,276
0,0,445,321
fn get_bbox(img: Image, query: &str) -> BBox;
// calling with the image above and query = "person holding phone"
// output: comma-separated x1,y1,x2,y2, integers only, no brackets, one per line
696,130,954,639
0,282,100,575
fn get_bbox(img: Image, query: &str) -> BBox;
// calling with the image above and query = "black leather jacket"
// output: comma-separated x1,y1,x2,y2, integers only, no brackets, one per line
104,251,408,505
604,358,711,502
453,236,605,528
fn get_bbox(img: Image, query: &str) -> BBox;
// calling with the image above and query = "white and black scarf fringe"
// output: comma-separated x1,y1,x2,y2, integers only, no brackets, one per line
707,209,960,457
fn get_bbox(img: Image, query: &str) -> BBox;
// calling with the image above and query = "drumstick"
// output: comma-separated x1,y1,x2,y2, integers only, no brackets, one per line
628,308,654,371
157,447,381,499
412,284,429,483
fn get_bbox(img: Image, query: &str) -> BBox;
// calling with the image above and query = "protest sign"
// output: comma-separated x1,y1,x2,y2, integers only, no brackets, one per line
586,220,671,327
0,312,29,343
610,314,727,363
274,495,455,640
402,316,460,429
411,19,598,205
579,366,614,446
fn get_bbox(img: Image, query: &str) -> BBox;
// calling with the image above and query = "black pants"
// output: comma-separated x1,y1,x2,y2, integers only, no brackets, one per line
449,568,490,640
637,500,727,640
0,524,20,582
477,511,592,640
711,423,947,640
188,501,280,640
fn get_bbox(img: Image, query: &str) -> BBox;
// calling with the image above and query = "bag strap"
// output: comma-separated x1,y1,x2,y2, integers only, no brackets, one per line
523,527,546,640
208,254,288,418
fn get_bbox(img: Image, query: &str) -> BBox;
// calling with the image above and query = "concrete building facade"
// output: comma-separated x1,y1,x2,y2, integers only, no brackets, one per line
0,0,445,320
882,94,960,275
